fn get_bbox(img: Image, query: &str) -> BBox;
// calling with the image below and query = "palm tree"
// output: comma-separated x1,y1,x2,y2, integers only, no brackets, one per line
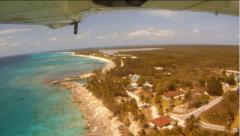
225,111,235,133
185,115,200,135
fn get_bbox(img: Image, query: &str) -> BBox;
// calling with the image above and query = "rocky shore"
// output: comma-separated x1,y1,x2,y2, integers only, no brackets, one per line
50,53,126,136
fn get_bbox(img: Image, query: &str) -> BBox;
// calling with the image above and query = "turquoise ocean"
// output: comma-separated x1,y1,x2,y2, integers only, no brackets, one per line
0,52,105,136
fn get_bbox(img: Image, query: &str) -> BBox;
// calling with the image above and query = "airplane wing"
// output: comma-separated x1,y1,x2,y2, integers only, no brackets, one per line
0,0,238,34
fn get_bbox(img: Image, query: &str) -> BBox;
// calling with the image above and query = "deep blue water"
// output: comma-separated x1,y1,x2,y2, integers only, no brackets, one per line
0,52,105,136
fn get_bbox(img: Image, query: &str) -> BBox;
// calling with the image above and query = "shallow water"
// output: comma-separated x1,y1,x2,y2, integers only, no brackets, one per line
0,52,105,136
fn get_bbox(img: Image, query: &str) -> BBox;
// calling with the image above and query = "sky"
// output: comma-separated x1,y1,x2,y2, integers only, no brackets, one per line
0,9,239,57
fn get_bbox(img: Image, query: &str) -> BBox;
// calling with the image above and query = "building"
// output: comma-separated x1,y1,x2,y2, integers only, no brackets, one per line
129,74,140,82
162,90,185,100
130,82,138,89
149,116,172,129
143,82,153,89
154,66,164,70
221,82,230,91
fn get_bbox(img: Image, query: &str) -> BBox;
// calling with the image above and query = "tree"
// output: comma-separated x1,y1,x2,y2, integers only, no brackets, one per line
185,115,200,135
189,94,209,108
137,76,145,86
154,81,164,95
225,74,236,85
184,90,192,101
207,77,223,96
154,92,162,103
198,79,206,86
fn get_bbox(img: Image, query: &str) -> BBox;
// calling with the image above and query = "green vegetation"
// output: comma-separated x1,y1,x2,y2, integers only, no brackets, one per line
145,116,233,136
207,77,223,96
76,45,238,135
219,74,237,85
188,94,209,108
200,91,239,127
115,46,238,96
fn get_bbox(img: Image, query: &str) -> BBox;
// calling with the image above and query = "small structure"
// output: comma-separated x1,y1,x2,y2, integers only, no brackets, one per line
143,82,153,88
163,72,171,75
162,90,185,100
154,66,164,70
130,56,138,59
191,88,205,96
225,70,240,82
129,74,140,82
130,82,138,89
149,116,171,129
221,82,230,91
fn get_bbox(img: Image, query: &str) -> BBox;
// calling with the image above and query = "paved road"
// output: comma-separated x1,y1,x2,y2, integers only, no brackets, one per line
127,90,239,132
169,96,223,120
200,121,239,133
126,91,160,118
169,96,239,133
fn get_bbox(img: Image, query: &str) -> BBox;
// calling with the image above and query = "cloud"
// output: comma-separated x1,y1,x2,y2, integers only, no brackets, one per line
96,32,120,40
75,31,92,39
8,41,20,47
0,38,21,48
145,10,176,18
96,35,108,40
128,28,174,38
193,28,200,33
50,37,57,41
0,28,30,35
0,38,8,47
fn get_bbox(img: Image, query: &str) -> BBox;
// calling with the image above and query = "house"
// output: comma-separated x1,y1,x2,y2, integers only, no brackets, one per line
129,74,140,82
149,116,172,129
154,66,164,70
130,56,138,59
143,82,153,88
221,82,230,90
163,72,171,75
225,70,240,76
191,88,205,96
162,90,185,100
130,82,138,89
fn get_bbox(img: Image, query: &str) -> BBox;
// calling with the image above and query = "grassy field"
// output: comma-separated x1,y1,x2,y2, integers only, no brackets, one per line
200,91,239,127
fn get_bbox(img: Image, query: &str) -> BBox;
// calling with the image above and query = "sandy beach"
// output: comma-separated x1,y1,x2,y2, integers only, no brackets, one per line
71,53,116,73
52,52,124,136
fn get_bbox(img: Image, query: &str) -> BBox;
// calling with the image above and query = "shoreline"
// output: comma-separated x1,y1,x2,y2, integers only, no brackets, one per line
71,53,116,73
52,52,123,136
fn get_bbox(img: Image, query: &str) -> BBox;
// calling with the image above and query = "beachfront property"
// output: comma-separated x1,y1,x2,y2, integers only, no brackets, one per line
162,90,185,100
149,116,172,130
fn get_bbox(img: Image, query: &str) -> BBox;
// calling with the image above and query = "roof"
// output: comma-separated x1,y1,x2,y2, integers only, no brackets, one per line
130,82,138,87
143,82,153,87
163,90,184,98
150,116,171,127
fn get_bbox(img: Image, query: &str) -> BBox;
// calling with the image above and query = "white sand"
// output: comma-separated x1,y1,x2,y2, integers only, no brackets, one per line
71,53,116,73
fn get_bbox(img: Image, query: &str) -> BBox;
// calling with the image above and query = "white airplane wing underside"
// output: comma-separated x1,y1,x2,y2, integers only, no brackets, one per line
0,0,238,33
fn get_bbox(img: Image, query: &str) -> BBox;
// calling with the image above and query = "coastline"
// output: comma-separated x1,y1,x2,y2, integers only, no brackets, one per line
52,52,123,136
71,53,116,73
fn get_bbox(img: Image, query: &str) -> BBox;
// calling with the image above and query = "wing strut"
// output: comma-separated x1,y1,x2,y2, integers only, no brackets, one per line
71,21,79,35
73,22,78,35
